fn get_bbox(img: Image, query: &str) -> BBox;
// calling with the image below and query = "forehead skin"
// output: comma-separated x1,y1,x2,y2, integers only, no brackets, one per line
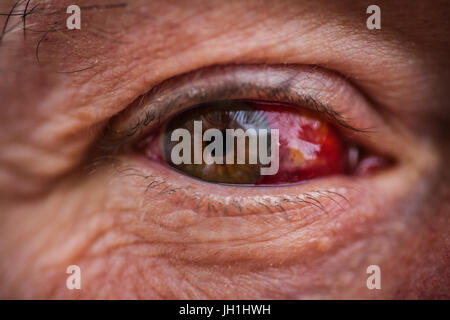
0,0,449,299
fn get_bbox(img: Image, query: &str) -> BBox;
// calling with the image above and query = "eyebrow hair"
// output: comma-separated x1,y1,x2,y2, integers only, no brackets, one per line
0,0,128,68
0,0,32,44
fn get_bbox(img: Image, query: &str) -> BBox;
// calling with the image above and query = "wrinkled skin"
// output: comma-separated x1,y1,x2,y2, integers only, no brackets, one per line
0,0,448,299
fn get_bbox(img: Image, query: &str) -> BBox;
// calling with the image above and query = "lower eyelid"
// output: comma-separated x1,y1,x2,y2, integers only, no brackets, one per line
113,155,355,219
149,183,350,218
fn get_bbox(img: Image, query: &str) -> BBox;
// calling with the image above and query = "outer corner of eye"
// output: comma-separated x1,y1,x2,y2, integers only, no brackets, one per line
137,99,392,186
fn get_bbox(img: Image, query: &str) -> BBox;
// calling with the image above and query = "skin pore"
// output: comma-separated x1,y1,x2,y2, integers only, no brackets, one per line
0,0,449,299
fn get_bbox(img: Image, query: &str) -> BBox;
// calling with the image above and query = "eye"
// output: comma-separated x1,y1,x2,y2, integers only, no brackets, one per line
101,64,396,217
92,64,400,227
138,99,388,186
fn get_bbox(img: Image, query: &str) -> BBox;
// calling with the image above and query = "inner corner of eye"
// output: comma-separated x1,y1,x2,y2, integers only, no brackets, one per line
137,99,391,185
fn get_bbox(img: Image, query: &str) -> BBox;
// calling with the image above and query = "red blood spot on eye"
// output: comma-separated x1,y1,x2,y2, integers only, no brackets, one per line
254,102,345,185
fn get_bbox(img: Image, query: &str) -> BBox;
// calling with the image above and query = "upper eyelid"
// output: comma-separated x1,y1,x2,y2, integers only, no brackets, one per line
104,64,376,148
129,84,365,136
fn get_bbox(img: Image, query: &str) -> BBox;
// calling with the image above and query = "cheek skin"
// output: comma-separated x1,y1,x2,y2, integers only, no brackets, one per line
0,143,446,299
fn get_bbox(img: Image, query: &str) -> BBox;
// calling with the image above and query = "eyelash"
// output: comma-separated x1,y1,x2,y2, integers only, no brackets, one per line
110,163,351,217
114,88,367,142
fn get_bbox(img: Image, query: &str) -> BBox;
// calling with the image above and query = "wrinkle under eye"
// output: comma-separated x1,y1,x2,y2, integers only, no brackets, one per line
139,100,388,185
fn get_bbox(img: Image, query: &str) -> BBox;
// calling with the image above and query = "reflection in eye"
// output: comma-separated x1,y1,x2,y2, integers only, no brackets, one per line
140,100,388,185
